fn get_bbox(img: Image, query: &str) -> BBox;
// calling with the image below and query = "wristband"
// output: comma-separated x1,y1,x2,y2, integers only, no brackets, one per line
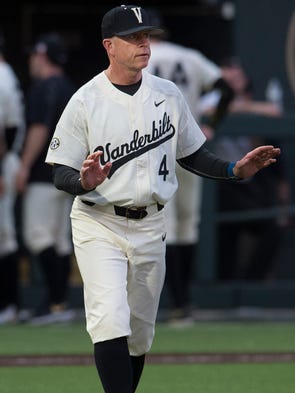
227,162,240,179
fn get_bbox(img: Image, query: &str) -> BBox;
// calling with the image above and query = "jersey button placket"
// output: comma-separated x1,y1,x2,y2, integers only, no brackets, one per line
130,98,151,205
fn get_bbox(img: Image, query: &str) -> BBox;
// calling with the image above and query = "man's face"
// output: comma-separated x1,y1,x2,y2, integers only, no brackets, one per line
105,31,151,72
29,52,44,79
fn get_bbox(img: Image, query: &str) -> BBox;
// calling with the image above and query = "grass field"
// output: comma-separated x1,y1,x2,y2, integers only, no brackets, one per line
1,363,295,393
1,321,295,354
1,320,295,392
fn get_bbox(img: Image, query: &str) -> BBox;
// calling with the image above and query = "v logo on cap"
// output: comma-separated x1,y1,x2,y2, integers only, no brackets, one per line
131,7,143,24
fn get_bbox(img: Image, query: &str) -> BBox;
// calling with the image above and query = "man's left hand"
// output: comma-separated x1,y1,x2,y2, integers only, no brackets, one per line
233,145,281,179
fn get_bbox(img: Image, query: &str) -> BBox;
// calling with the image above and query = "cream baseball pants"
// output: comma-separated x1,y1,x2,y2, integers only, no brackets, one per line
70,198,166,356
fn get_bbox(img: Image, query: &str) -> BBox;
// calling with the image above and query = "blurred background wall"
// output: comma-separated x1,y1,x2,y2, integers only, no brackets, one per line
1,1,295,110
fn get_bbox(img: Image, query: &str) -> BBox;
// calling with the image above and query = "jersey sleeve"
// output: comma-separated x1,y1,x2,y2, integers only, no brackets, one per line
176,91,206,159
45,92,89,170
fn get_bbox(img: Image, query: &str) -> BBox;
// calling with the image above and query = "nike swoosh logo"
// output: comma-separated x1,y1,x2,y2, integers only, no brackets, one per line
162,233,167,241
154,99,165,107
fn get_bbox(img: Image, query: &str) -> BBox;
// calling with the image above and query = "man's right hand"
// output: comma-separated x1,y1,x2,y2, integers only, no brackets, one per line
80,151,112,191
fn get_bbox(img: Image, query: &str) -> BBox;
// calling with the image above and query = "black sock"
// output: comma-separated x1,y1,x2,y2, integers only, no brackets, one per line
38,246,60,305
178,244,195,308
0,251,19,309
165,244,195,310
130,354,145,392
56,253,71,303
38,247,71,306
94,337,133,393
165,245,181,308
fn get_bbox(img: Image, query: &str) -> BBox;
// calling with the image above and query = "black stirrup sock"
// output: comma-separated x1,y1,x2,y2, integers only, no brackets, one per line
94,337,133,393
130,354,145,392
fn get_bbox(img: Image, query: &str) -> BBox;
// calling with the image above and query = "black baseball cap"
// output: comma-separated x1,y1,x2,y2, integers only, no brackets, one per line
101,4,164,39
31,33,67,66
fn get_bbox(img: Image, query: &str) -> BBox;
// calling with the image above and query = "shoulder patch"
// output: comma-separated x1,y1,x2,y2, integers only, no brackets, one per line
50,137,60,150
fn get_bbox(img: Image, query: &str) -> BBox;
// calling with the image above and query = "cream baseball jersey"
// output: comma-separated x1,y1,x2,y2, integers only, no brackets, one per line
45,70,206,206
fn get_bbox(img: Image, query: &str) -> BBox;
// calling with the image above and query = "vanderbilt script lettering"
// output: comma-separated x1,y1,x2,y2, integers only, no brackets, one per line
94,112,175,178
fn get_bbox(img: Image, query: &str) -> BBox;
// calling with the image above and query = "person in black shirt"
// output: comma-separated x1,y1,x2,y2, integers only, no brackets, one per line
15,32,76,324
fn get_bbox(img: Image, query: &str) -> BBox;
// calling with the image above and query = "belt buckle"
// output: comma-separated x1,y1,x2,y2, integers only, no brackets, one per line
126,206,147,219
137,209,148,219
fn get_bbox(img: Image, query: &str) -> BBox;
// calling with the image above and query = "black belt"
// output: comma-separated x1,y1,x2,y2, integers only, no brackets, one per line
81,200,164,219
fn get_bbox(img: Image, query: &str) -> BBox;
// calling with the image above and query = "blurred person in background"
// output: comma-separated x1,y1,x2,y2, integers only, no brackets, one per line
0,28,25,324
15,32,77,324
201,58,292,280
146,8,234,324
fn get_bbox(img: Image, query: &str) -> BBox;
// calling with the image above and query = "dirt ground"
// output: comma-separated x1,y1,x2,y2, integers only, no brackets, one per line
1,352,295,367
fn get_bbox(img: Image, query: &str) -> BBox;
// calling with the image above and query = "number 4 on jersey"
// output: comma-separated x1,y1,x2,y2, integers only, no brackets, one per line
158,154,169,181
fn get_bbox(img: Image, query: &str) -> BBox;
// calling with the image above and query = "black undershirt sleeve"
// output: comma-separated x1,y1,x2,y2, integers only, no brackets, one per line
177,145,239,180
204,78,234,130
52,164,91,195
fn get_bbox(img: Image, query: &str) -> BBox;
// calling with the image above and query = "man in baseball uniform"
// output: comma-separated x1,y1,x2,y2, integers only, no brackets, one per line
146,8,234,323
45,5,280,393
0,29,25,324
